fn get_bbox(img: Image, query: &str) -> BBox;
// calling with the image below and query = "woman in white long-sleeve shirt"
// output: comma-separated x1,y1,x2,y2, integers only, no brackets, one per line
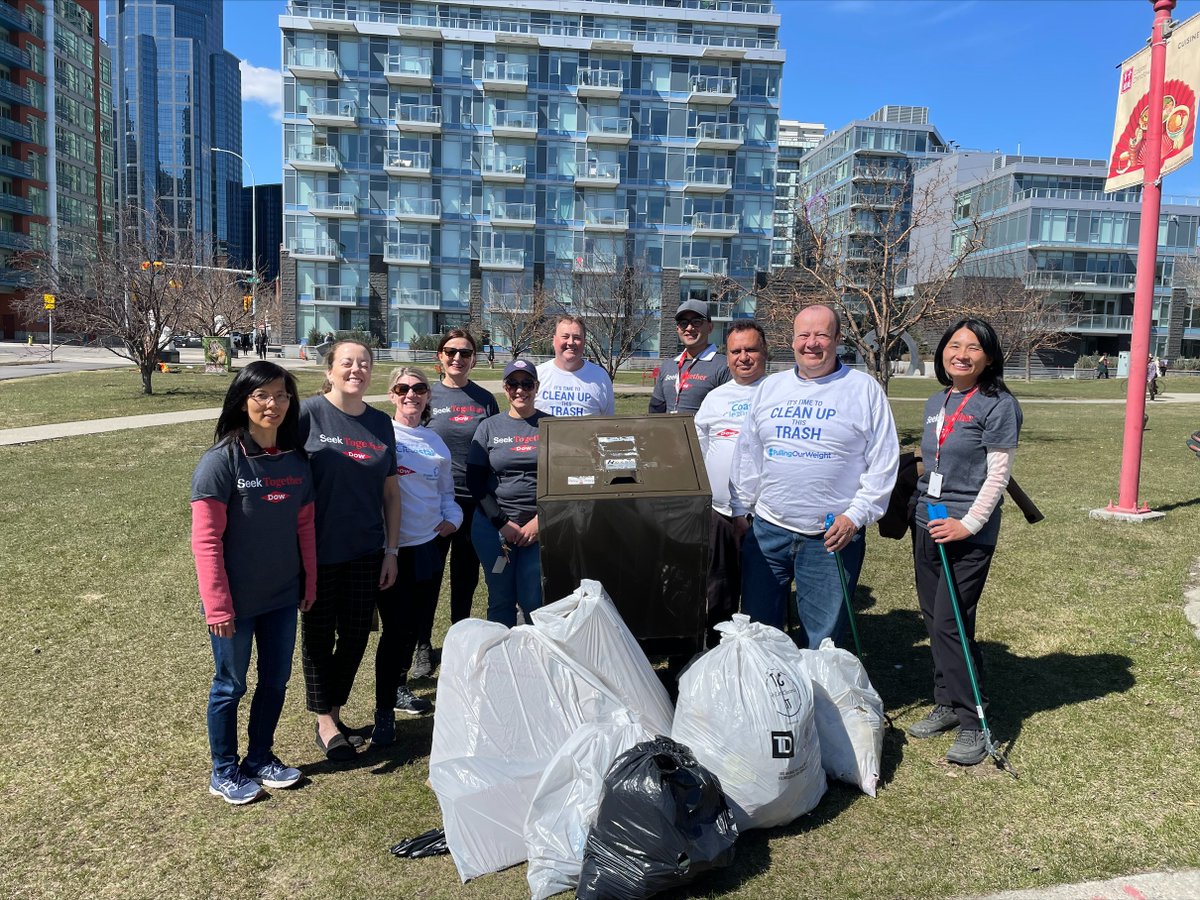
371,366,462,745
906,318,1022,767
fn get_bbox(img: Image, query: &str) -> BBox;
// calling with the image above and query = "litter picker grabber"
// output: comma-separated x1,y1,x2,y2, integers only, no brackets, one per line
825,513,863,658
926,503,1018,779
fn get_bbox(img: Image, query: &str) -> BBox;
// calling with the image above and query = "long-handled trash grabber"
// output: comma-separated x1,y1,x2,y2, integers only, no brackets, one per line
926,503,1018,779
825,513,863,658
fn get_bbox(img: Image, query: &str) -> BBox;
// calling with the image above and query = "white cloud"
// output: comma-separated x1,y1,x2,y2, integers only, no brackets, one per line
240,60,283,123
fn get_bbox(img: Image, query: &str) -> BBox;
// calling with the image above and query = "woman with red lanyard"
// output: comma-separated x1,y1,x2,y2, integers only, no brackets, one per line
906,318,1022,766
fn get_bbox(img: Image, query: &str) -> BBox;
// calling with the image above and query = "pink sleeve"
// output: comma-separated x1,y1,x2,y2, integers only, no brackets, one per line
191,498,234,624
297,501,318,603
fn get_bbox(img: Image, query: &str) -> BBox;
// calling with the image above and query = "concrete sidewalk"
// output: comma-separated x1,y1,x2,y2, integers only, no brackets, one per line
962,868,1200,899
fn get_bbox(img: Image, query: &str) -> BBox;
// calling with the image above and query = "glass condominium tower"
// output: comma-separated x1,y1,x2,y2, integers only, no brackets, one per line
107,0,244,262
279,0,783,349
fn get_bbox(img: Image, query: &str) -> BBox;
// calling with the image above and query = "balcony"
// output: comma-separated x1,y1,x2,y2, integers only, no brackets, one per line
0,264,30,286
0,192,33,215
586,116,632,145
486,291,535,312
392,288,441,309
307,98,357,127
308,192,357,217
0,78,31,106
384,150,432,177
577,68,624,99
0,2,29,32
490,201,536,227
394,103,442,134
693,121,745,151
575,161,620,188
481,156,527,183
287,144,342,172
312,284,359,305
690,212,740,236
286,47,342,81
1060,313,1135,332
0,153,33,179
0,40,30,69
385,55,432,86
689,74,737,105
384,243,432,266
492,109,537,139
573,252,619,273
479,247,525,270
584,208,629,231
478,60,529,93
1022,271,1141,293
393,197,442,222
0,230,28,250
684,166,733,193
680,257,728,278
0,117,32,143
287,238,340,261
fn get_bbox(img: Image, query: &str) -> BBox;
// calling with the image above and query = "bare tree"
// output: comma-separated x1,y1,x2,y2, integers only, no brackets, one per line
483,275,555,359
544,256,659,378
14,211,202,394
181,264,256,338
745,166,985,394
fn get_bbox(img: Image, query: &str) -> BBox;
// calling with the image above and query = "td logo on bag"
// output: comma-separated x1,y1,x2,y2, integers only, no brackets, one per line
764,670,802,719
770,731,794,759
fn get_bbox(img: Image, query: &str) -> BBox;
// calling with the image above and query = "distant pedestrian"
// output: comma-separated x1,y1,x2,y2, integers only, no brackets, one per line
488,345,495,368
1096,354,1109,380
1148,355,1159,401
190,361,315,804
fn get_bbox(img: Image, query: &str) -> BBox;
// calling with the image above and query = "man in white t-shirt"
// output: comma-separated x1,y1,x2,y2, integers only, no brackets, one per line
535,315,615,417
694,320,769,645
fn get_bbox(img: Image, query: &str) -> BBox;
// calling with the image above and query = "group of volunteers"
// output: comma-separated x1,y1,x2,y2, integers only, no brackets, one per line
670,299,1022,768
189,298,1022,805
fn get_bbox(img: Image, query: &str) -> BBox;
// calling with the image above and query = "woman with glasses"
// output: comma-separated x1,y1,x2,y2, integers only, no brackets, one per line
424,330,499,660
467,359,551,625
299,339,401,761
191,361,315,804
370,367,462,744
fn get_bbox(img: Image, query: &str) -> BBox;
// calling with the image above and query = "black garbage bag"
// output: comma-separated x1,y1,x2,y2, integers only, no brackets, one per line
576,735,738,900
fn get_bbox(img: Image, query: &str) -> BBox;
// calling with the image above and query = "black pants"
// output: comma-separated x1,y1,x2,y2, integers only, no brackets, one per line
301,550,382,714
913,528,995,729
433,497,481,629
706,510,741,647
375,540,440,710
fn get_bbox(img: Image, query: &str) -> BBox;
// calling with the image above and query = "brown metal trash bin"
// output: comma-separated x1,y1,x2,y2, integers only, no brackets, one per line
537,414,711,656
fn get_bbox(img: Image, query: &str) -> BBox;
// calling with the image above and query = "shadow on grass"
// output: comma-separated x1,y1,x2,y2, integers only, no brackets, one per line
297,713,436,780
1154,495,1200,512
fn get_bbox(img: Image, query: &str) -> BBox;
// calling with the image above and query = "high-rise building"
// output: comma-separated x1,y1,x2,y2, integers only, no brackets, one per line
772,118,823,270
0,0,115,340
107,0,243,262
911,152,1200,360
278,0,784,350
241,181,282,284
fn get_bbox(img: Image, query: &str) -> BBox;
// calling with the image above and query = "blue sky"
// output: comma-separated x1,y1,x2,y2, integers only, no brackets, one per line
221,0,1200,195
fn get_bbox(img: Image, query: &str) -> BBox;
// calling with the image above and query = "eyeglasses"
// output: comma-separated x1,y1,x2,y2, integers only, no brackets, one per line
249,391,290,405
391,383,430,396
442,347,475,358
676,317,706,330
504,379,536,391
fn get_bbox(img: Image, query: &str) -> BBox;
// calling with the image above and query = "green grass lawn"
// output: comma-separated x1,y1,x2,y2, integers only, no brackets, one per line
2,385,1200,899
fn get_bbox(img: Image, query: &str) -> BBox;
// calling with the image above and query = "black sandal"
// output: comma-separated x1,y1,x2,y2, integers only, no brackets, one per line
335,719,366,747
315,724,357,761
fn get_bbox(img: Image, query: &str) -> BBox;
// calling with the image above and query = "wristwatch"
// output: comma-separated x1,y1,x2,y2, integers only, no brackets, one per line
384,547,399,557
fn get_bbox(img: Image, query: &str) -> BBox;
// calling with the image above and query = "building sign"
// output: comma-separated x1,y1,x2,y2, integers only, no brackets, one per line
1107,12,1200,192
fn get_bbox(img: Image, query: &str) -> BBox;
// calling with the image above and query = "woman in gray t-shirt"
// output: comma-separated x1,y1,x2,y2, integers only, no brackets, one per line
907,319,1021,767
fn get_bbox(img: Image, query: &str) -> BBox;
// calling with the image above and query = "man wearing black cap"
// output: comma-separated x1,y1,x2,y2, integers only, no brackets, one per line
648,299,731,414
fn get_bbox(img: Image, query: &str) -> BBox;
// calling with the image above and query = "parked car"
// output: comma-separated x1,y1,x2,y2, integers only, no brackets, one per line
173,333,203,349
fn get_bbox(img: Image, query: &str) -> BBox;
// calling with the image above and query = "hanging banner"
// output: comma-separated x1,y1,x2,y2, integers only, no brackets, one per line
1106,11,1200,193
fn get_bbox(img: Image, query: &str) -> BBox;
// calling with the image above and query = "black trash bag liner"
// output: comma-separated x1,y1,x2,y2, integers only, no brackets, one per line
389,827,448,859
576,735,738,900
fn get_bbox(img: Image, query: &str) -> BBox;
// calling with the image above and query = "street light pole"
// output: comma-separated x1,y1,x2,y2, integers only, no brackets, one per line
211,147,256,321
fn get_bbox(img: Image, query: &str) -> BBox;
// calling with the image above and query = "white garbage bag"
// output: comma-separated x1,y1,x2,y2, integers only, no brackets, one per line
430,583,673,883
524,716,655,900
671,614,825,831
797,637,886,798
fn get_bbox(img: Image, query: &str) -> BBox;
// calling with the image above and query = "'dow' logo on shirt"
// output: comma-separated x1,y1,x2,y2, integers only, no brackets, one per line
344,450,371,461
715,428,739,438
450,414,471,423
396,465,416,476
262,492,290,504
512,445,536,453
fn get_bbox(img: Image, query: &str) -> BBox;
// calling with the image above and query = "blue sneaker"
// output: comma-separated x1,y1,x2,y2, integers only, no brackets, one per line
241,754,302,789
209,765,265,805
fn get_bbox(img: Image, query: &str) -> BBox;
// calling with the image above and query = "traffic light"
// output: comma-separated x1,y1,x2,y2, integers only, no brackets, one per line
243,295,252,311
141,261,151,270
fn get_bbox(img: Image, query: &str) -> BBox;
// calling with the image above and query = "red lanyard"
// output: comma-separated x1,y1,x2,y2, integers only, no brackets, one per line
934,387,977,469
674,354,696,411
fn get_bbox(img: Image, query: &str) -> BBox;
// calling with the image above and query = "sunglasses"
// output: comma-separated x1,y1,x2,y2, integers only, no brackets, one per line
391,383,430,396
442,347,475,358
504,379,536,391
676,317,707,329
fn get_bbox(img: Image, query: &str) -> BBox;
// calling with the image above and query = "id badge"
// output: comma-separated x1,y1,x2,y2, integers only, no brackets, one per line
492,540,509,574
927,471,943,499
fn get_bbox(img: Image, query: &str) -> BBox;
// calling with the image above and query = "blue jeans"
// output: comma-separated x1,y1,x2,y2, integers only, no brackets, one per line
207,603,298,771
740,516,865,650
471,513,543,627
